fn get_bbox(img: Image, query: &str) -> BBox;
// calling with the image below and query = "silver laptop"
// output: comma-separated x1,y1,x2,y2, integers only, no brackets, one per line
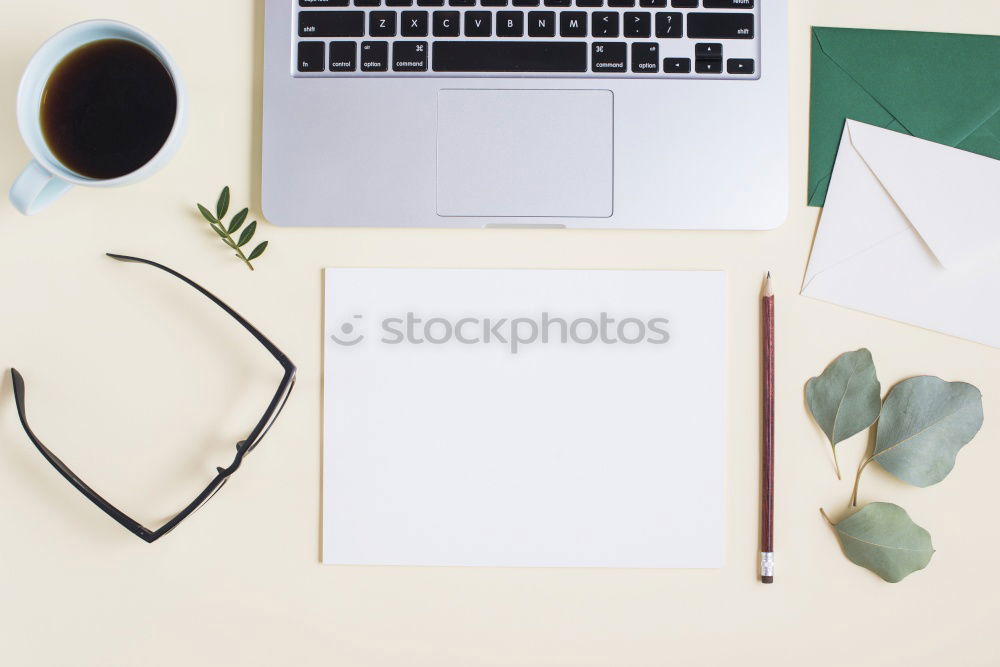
262,0,787,229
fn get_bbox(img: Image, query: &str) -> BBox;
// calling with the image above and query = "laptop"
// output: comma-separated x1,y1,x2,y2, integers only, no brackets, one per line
262,0,787,229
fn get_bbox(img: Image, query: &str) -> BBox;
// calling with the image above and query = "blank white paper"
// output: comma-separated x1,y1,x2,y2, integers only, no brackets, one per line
323,269,726,568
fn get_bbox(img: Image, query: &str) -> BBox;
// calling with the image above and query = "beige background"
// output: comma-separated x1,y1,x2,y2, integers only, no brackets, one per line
1,1,998,665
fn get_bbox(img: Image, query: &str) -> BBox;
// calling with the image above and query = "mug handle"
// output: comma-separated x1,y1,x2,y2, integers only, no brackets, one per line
9,160,73,215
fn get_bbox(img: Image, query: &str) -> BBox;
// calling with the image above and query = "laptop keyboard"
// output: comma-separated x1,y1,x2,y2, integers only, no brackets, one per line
293,0,761,78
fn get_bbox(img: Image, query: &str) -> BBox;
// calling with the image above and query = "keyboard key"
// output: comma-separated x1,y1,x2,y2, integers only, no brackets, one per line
592,42,626,72
654,12,682,37
560,11,587,37
465,11,492,36
417,0,444,5
695,58,722,73
328,41,357,71
687,12,754,38
576,0,603,5
369,11,397,36
663,57,691,73
727,58,754,74
402,11,429,36
639,0,667,6
631,42,658,72
354,0,381,5
482,0,508,4
301,0,348,5
449,0,475,5
608,0,635,5
360,41,389,71
695,42,722,58
433,11,461,36
671,0,697,6
393,41,428,71
593,12,619,37
545,0,572,5
299,11,365,37
497,11,525,36
432,41,587,71
528,11,556,37
386,0,412,5
704,0,753,7
513,0,540,5
624,12,651,37
297,41,325,71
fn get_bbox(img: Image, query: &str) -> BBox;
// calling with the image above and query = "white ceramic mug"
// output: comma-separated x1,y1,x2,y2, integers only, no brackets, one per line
10,20,187,215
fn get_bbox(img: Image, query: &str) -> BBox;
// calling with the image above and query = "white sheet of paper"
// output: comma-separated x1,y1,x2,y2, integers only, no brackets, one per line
323,269,726,568
802,120,1000,348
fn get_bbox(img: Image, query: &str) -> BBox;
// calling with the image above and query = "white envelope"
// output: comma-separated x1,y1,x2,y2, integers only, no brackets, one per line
802,119,1000,348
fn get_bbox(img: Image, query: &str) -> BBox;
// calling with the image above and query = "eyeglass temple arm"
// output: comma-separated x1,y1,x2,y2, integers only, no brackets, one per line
9,367,159,540
105,254,295,373
11,367,264,543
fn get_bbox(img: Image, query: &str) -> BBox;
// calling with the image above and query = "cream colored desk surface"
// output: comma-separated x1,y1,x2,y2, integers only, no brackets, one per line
2,1,998,666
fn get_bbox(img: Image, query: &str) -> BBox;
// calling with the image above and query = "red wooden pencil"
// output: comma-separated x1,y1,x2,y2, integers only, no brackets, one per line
761,272,775,584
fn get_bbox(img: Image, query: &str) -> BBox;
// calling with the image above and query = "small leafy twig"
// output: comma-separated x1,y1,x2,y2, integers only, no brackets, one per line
196,186,269,271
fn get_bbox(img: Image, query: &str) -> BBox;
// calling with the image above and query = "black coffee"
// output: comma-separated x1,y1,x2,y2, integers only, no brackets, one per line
40,39,177,179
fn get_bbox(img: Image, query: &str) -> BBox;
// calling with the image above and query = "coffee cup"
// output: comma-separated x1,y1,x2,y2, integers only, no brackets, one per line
10,20,187,215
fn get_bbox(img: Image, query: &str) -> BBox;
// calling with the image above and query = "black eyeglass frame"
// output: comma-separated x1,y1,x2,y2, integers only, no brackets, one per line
10,253,296,543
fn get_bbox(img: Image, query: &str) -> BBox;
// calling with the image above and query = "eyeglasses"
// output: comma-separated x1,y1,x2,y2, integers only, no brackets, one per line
10,253,296,543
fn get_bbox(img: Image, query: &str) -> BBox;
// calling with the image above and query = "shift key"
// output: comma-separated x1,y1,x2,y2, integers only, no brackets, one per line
686,13,754,39
299,11,364,37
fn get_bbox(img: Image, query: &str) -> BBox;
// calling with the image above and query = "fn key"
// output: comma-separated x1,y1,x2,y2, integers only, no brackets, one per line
393,41,428,71
298,41,325,72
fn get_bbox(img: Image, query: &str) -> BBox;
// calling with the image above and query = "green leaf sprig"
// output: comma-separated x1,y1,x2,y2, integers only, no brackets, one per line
196,186,269,271
806,348,983,583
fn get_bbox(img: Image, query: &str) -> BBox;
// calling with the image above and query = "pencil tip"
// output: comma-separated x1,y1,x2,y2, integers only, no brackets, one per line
761,576,774,584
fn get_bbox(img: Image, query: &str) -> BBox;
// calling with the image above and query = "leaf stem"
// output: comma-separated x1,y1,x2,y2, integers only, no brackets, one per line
831,445,842,480
819,508,834,526
849,457,871,508
219,224,254,270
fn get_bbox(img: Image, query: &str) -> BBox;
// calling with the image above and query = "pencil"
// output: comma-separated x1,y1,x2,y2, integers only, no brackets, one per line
761,272,775,584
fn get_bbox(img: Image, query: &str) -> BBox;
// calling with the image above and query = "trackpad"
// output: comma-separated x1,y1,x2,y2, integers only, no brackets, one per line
436,89,613,218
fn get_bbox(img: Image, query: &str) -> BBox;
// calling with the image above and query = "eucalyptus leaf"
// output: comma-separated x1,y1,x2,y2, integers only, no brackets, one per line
238,221,257,247
197,204,217,224
872,376,983,487
827,502,933,583
247,241,268,261
216,186,230,220
228,208,249,234
806,348,881,477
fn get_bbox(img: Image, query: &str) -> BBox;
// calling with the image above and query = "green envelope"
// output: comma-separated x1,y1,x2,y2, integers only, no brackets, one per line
809,27,1000,206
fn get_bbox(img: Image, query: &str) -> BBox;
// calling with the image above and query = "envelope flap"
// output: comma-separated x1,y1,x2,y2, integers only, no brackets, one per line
809,28,1000,207
847,121,1000,269
814,28,1000,145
